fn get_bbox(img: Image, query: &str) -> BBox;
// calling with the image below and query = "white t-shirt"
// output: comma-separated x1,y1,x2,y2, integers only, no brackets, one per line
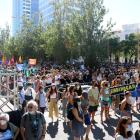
97,76,102,82
55,75,60,85
46,74,52,84
115,134,136,140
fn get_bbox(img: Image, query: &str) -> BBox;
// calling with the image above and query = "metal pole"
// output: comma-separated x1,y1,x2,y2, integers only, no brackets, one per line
14,73,16,110
137,27,140,71
6,75,9,101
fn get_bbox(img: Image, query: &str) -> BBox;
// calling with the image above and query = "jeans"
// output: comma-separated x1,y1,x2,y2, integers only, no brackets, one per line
40,107,46,114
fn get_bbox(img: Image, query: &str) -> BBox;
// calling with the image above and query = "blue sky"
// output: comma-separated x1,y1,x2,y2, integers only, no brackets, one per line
0,0,140,30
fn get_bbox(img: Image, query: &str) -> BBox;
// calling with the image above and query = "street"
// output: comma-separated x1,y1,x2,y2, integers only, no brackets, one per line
44,103,140,140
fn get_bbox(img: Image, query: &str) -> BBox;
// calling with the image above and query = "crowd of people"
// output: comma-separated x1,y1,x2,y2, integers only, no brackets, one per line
0,62,140,140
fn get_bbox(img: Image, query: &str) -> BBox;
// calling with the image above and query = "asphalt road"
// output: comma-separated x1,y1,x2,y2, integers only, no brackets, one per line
43,103,140,140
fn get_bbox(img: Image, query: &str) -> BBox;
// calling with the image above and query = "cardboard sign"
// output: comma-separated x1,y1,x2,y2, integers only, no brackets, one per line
110,83,136,95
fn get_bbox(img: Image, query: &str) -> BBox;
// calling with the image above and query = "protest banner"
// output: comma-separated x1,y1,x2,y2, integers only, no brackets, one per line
28,59,36,65
110,83,136,95
16,64,24,70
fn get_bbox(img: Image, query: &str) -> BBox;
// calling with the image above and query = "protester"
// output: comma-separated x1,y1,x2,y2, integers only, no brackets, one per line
34,75,43,92
67,85,77,131
18,82,26,115
120,90,137,118
0,113,19,140
114,116,136,140
47,83,59,122
88,80,99,123
62,84,70,121
74,82,83,96
100,80,111,123
72,97,84,140
20,100,46,140
35,86,47,114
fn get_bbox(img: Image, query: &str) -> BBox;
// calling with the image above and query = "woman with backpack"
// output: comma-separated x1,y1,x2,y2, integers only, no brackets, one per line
67,85,77,131
72,97,84,140
114,116,136,140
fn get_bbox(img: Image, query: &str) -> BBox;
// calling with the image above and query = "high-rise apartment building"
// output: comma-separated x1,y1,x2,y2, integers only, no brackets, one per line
12,0,39,36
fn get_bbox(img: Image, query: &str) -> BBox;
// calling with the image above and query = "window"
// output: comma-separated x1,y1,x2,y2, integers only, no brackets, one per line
26,4,30,6
125,34,128,39
23,7,25,9
26,0,30,3
26,7,30,10
23,3,25,6
26,11,30,14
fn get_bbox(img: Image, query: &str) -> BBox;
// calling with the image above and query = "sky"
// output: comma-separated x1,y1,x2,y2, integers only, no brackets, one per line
0,0,140,31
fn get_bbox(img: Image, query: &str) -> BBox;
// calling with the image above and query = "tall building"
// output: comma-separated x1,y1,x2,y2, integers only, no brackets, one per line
39,0,80,24
12,0,39,36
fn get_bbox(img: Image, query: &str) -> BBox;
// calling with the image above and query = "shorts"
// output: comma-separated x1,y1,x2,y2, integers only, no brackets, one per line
84,114,91,125
101,101,109,107
136,97,140,104
89,105,98,112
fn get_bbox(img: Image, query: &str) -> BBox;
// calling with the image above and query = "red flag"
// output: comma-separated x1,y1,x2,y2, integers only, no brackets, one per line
11,56,14,62
8,60,12,65
16,60,17,64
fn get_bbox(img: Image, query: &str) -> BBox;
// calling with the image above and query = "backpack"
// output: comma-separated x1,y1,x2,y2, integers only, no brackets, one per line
135,130,140,140
67,107,74,120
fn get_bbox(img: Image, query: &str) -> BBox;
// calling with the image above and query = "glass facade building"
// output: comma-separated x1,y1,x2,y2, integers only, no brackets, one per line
12,0,39,36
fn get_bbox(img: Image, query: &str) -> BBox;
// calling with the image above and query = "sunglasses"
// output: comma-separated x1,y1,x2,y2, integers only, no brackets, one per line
28,106,33,109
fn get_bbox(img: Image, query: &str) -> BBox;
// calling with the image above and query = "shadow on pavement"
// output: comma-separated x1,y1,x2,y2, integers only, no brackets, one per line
91,124,105,140
63,122,73,140
102,122,115,137
46,121,58,138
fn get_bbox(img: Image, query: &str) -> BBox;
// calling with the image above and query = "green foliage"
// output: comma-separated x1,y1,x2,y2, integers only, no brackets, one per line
1,0,116,65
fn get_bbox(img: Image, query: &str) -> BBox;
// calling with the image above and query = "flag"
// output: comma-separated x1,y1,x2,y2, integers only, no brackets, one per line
16,60,17,64
2,55,4,64
19,56,22,63
1,51,3,55
11,56,14,62
16,64,24,70
8,60,12,65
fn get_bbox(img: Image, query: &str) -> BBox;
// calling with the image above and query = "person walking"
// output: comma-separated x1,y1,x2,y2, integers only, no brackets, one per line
88,80,99,123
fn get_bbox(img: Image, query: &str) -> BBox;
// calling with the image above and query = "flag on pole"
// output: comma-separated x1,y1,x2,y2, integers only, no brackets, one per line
8,59,12,65
19,56,22,63
16,60,17,64
2,55,4,64
11,56,14,62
